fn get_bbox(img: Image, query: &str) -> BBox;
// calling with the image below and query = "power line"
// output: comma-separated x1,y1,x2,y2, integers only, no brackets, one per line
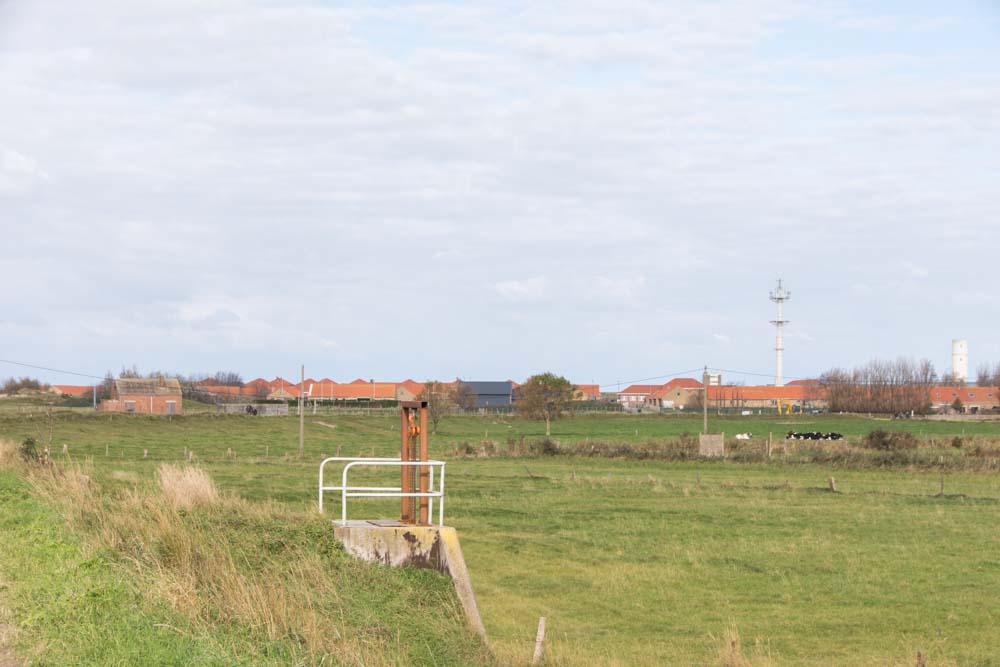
0,358,103,380
598,367,704,391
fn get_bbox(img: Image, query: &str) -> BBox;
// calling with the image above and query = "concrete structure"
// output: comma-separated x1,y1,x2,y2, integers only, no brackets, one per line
333,521,487,640
952,339,969,383
218,403,290,416
698,434,725,457
98,377,182,415
769,279,790,387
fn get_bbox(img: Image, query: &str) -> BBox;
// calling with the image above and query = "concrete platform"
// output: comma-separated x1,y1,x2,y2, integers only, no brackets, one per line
333,520,487,640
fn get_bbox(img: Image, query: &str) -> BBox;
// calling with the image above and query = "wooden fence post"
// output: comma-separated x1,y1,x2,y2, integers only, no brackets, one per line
532,616,546,665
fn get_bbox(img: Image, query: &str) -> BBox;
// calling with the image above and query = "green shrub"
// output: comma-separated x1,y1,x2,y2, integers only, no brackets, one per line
862,429,918,451
19,436,38,462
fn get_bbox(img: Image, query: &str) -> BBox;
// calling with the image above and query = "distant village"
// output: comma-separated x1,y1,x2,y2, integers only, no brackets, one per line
30,373,999,418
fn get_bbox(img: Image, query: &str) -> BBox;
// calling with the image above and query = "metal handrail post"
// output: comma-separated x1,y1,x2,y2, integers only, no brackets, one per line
439,464,445,526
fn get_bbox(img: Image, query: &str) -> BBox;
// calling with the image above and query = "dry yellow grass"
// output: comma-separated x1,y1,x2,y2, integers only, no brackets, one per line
156,464,219,509
715,623,774,667
0,440,20,470
19,463,412,666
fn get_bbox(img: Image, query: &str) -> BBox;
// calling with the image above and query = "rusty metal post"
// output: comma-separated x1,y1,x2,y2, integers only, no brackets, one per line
418,402,429,524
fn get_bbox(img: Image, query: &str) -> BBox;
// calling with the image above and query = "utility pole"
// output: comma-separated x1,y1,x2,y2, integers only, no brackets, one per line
92,383,97,410
702,365,709,434
299,364,305,459
770,279,791,387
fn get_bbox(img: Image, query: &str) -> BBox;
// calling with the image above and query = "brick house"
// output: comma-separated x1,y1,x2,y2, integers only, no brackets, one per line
99,377,183,415
618,384,660,410
645,378,704,410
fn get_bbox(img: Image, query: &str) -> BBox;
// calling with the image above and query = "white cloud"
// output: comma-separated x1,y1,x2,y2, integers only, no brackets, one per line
0,0,997,381
0,147,49,193
494,276,548,302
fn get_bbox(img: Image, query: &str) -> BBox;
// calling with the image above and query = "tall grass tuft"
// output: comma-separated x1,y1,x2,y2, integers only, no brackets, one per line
716,623,774,667
0,439,19,469
157,464,219,509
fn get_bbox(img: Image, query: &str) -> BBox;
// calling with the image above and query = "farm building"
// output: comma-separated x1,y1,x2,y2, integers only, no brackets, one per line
619,384,661,410
930,386,999,414
463,381,515,408
644,378,704,410
705,384,827,412
49,385,94,398
98,377,183,415
573,384,600,400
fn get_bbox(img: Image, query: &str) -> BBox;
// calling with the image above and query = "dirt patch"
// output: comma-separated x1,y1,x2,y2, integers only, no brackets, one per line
315,421,338,430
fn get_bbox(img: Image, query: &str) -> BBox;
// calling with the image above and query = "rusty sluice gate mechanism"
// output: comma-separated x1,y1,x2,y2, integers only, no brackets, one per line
400,400,430,525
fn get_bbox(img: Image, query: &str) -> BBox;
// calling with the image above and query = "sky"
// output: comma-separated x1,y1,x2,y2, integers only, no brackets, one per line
1,0,999,388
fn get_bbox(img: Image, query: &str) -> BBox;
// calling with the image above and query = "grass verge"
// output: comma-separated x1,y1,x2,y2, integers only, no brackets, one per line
0,441,490,666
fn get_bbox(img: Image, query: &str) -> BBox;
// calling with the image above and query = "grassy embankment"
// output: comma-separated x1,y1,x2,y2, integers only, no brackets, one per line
1,410,1000,665
0,436,490,666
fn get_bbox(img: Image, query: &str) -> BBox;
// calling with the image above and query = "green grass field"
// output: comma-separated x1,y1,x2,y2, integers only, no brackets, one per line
2,410,1000,665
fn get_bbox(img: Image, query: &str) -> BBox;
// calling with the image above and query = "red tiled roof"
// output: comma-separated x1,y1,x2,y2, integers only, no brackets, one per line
930,386,998,403
574,384,600,399
706,385,825,401
268,386,300,399
398,380,426,397
648,378,703,400
620,384,659,395
308,382,396,400
51,385,93,397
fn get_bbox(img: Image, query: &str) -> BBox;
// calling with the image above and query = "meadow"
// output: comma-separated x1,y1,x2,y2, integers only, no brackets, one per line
1,409,999,665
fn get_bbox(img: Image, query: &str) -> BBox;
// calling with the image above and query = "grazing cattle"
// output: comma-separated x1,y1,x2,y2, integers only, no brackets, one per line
786,431,844,441
735,433,753,440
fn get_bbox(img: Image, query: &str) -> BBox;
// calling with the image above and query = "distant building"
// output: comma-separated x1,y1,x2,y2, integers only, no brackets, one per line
645,378,704,410
930,386,998,414
619,384,660,410
573,384,600,400
49,385,93,398
463,381,515,408
99,377,182,415
706,384,826,411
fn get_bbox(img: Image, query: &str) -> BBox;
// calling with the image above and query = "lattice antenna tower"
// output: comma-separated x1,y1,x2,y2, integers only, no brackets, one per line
769,279,790,387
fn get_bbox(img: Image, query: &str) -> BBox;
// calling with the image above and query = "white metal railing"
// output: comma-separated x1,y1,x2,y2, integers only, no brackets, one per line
318,457,447,526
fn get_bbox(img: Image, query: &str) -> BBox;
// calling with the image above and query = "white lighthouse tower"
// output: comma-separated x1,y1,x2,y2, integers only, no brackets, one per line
770,280,790,387
952,339,968,383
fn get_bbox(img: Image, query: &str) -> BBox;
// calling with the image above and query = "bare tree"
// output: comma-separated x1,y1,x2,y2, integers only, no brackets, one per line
418,381,456,434
119,364,142,378
212,371,244,387
515,373,576,436
821,357,937,414
453,381,476,411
